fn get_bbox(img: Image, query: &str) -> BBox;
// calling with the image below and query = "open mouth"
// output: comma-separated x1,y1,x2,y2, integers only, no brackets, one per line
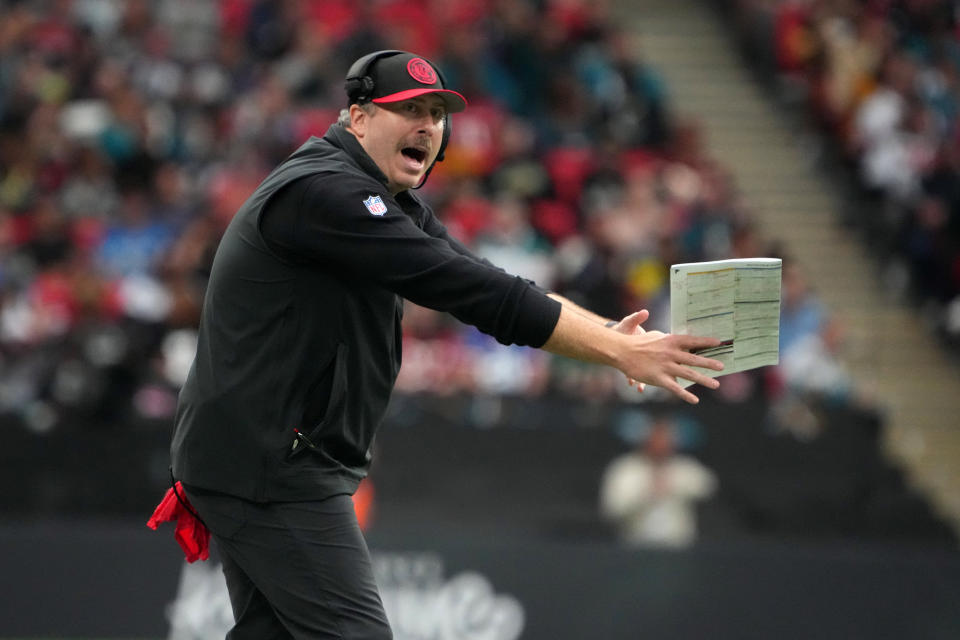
401,147,428,168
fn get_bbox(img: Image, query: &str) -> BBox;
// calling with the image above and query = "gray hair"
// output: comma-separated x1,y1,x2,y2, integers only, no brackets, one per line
337,104,375,128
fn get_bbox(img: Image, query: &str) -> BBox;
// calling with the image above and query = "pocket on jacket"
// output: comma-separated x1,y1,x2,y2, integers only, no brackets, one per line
289,342,348,458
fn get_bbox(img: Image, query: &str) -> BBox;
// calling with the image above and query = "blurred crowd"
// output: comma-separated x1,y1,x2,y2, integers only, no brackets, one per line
0,0,855,436
730,0,960,349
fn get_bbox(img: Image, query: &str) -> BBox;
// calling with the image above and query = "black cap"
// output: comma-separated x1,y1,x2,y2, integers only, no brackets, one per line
346,51,468,113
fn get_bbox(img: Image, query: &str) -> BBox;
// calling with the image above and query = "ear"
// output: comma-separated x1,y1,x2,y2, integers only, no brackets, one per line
349,103,370,138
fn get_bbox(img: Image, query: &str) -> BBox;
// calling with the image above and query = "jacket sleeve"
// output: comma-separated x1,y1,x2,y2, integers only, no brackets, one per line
261,172,561,348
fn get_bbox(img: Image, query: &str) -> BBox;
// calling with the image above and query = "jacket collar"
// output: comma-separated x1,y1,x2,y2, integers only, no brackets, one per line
321,123,426,221
322,124,390,188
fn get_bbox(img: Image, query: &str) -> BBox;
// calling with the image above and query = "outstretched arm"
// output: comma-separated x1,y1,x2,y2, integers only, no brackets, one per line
546,293,613,325
541,305,723,404
547,294,654,391
547,294,648,333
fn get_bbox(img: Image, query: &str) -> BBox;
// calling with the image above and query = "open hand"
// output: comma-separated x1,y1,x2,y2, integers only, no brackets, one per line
616,331,724,404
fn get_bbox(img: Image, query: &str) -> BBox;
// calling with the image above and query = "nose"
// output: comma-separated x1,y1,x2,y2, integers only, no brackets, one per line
417,115,441,135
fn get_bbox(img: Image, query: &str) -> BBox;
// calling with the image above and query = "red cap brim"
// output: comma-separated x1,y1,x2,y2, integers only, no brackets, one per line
372,88,468,113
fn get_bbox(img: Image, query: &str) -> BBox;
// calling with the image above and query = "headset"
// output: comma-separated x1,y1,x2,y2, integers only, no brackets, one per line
344,50,405,104
344,49,453,176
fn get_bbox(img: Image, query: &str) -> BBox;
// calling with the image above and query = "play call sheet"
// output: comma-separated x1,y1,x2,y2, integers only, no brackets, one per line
670,258,782,388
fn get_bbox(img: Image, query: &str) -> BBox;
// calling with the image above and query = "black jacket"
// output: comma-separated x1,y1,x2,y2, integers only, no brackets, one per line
171,125,561,501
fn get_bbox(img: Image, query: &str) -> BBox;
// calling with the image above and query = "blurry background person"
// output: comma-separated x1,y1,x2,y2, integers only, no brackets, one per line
600,415,717,548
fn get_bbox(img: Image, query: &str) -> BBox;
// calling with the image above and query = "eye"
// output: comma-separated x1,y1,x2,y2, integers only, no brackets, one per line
431,108,446,122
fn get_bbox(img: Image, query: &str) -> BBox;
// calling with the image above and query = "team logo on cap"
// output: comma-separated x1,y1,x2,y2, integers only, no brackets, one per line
363,195,387,216
407,58,437,85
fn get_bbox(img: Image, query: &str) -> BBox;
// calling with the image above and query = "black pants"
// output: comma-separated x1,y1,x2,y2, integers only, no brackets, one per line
184,487,392,640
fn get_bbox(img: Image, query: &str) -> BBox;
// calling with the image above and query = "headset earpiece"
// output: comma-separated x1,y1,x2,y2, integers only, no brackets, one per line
437,113,450,163
430,65,452,164
344,50,405,104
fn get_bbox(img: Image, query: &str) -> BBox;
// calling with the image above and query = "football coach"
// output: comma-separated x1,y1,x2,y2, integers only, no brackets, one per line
166,50,724,638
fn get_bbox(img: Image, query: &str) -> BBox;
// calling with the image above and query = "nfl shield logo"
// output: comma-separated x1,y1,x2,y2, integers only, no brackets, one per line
363,195,387,216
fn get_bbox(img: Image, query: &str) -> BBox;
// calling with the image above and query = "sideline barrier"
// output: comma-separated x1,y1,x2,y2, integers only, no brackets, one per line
2,394,954,543
2,394,957,637
1,520,958,639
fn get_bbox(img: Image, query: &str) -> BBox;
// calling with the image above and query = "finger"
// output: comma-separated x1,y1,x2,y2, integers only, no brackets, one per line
615,311,645,333
671,365,720,389
672,335,723,351
624,309,650,329
659,376,700,404
677,352,725,372
634,323,647,335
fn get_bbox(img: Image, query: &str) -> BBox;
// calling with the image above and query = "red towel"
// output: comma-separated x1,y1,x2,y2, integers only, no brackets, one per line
146,481,210,563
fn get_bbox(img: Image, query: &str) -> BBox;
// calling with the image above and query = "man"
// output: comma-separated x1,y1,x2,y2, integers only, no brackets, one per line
600,415,718,548
166,50,724,638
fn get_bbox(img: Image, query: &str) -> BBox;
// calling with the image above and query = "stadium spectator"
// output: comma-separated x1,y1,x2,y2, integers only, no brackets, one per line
0,0,844,435
600,415,717,547
734,0,960,349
